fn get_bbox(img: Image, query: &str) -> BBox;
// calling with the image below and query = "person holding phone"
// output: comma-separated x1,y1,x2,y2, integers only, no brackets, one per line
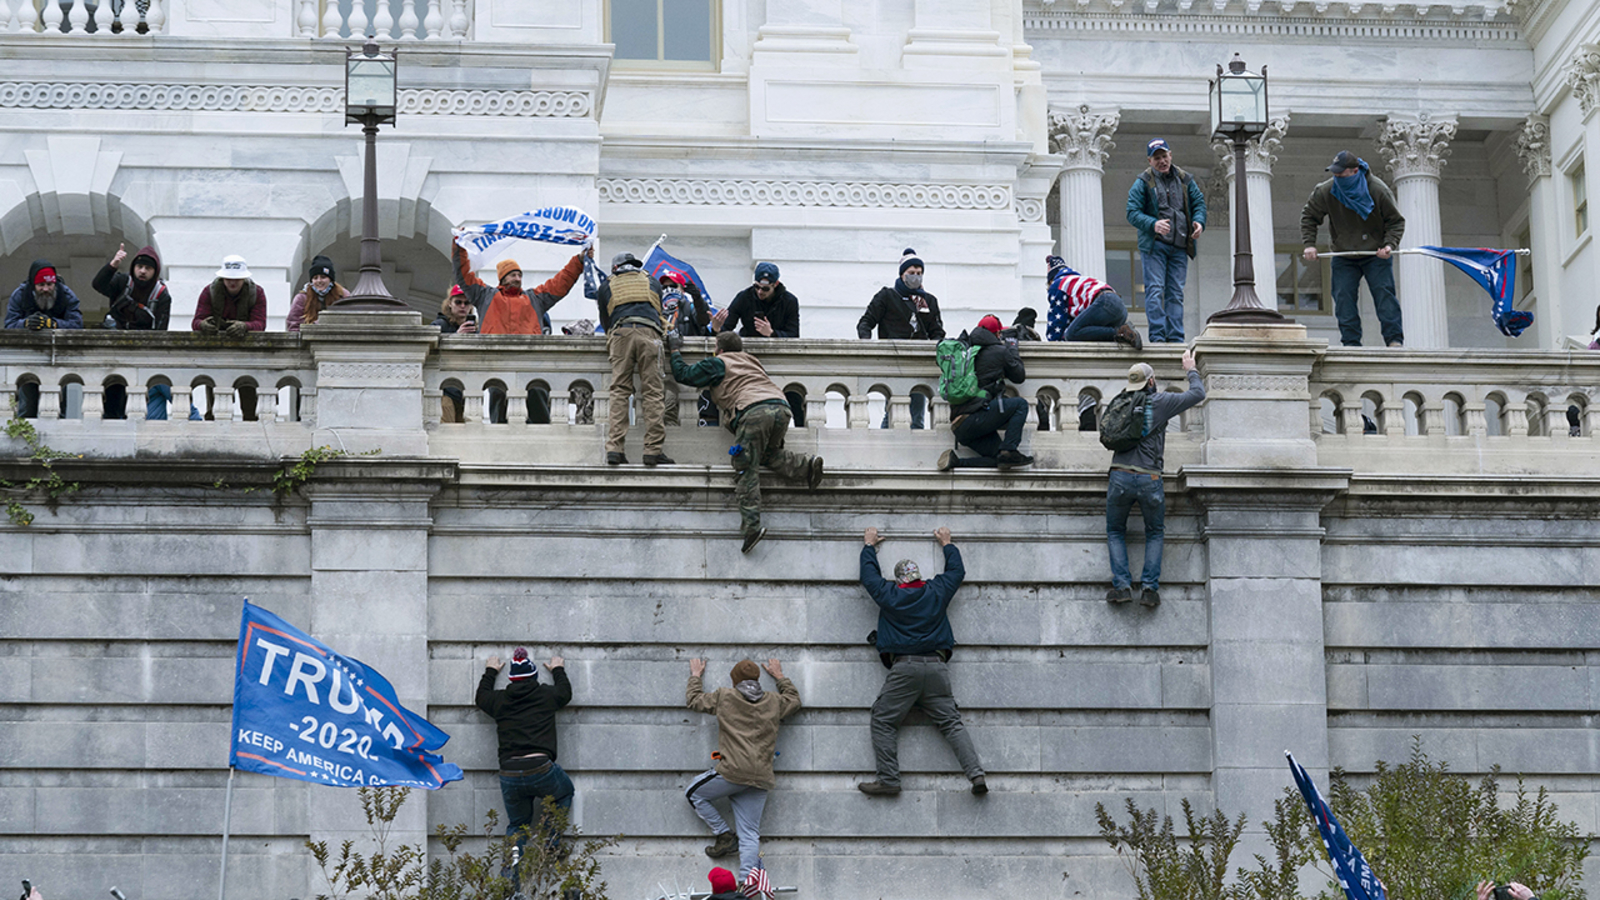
434,286,479,423
1477,881,1538,900
713,262,799,339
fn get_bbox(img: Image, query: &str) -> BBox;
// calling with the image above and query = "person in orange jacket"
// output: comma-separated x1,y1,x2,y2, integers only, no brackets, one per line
451,238,584,336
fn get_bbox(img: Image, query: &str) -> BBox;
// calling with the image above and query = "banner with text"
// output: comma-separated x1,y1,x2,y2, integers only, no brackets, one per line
453,206,597,269
230,600,463,789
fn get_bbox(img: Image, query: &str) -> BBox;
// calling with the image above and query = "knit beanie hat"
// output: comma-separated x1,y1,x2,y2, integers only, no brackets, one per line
1014,307,1038,328
708,868,738,894
899,248,924,275
977,315,1003,334
894,559,920,582
495,259,521,283
730,659,761,684
310,255,335,280
507,647,536,681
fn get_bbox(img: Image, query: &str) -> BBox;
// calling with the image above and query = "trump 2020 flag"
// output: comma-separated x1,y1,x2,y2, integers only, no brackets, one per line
231,600,463,790
453,206,597,269
1412,246,1533,338
643,242,713,308
1288,751,1386,900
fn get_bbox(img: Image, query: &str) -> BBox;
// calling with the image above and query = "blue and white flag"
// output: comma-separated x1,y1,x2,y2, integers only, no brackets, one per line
453,206,597,269
643,242,713,309
1411,246,1532,338
230,600,463,790
1287,751,1386,900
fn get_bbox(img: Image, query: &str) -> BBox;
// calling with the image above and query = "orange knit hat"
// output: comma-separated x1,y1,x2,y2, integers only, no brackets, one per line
495,259,521,283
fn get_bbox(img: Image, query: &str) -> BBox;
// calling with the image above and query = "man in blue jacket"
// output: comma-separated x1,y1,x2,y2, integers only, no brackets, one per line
857,525,987,797
1126,139,1206,344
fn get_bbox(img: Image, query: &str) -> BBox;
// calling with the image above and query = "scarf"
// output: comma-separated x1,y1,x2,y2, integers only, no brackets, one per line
1331,159,1376,219
894,276,924,299
734,680,765,703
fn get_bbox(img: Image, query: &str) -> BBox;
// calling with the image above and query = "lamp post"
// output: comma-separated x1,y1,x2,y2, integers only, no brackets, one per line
337,40,407,309
1206,54,1288,324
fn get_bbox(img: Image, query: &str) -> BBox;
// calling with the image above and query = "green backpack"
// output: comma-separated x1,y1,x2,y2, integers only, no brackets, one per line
936,337,985,405
1099,388,1156,452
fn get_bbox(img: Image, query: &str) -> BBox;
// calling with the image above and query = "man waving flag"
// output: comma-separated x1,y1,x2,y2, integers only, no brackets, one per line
1288,751,1386,900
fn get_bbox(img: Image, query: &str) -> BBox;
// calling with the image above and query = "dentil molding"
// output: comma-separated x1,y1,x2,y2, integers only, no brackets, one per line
598,178,1014,211
1376,111,1457,179
1048,104,1119,172
0,83,593,117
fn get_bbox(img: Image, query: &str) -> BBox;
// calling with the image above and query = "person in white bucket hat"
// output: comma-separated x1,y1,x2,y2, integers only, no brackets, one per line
192,254,266,338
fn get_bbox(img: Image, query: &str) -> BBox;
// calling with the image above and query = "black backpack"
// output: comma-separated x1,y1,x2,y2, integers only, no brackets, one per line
1099,388,1156,452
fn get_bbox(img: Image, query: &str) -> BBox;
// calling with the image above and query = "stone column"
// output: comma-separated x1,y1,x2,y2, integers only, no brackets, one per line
1567,49,1600,339
1376,112,1458,349
299,309,440,456
1048,105,1118,280
1516,115,1563,348
1211,114,1290,309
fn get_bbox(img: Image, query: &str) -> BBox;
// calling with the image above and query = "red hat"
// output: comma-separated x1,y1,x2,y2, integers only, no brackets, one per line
977,315,1003,334
660,270,687,286
33,267,56,285
449,285,467,298
708,868,737,894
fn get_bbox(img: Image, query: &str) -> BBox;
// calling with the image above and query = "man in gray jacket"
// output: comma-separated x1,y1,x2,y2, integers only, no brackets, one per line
1106,351,1204,608
1301,150,1407,347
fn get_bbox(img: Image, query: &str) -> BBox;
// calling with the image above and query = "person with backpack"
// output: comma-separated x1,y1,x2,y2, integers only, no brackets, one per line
1102,352,1204,608
936,315,1031,470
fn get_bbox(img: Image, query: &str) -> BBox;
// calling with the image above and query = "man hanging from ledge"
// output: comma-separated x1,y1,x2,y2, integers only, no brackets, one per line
668,329,824,553
857,525,987,798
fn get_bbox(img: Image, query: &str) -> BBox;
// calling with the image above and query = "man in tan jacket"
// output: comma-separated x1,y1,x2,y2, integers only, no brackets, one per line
685,657,802,881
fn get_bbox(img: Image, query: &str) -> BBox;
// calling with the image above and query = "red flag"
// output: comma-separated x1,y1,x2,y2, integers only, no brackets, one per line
742,863,774,900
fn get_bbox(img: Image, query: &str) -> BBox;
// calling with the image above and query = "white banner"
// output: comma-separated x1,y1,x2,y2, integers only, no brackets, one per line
453,206,597,269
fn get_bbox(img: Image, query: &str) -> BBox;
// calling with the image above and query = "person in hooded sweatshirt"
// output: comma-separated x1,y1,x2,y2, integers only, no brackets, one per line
6,260,83,418
94,243,171,331
286,255,346,331
859,248,945,430
685,657,801,882
192,255,267,337
938,315,1032,471
475,647,574,891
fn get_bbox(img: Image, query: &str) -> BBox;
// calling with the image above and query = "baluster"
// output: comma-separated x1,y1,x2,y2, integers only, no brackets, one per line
144,0,162,32
888,395,911,431
1584,405,1600,440
549,390,570,425
90,0,109,32
423,390,441,426
255,391,276,422
67,0,87,32
592,393,609,428
372,0,393,38
422,0,441,37
321,0,340,37
38,386,61,419
5,0,22,33
805,394,825,429
506,390,527,425
463,389,484,423
296,0,318,35
0,387,14,416
1419,403,1444,437
42,0,64,33
170,385,191,422
447,0,466,38
397,0,418,38
1503,404,1529,437
347,0,369,38
1464,404,1487,437
847,394,870,429
212,387,234,422
82,387,104,420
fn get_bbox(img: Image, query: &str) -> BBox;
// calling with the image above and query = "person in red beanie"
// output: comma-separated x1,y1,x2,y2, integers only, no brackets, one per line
707,867,741,900
938,315,1032,470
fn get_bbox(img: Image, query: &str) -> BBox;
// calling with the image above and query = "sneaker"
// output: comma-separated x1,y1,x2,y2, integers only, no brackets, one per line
1386,341,1404,348
1140,589,1161,608
1115,324,1143,351
996,450,1033,468
808,456,825,490
705,831,739,859
858,780,902,797
605,451,627,465
1105,587,1133,604
741,528,766,554
970,775,989,796
938,450,956,471
643,453,675,466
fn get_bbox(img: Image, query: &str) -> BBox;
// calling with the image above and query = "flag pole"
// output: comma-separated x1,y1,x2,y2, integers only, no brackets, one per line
1318,248,1530,258
218,765,236,900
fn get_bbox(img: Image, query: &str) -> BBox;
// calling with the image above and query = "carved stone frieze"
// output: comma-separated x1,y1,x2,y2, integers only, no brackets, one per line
319,362,422,386
0,83,593,117
1207,374,1309,393
598,179,1013,210
1515,114,1551,180
1047,104,1119,172
1015,197,1046,222
1376,111,1457,180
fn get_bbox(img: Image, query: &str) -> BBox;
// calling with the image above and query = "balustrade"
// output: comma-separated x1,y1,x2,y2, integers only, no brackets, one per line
7,0,165,35
309,0,461,40
0,0,466,38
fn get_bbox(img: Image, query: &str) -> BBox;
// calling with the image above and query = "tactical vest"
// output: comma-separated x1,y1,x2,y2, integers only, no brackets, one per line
605,270,661,318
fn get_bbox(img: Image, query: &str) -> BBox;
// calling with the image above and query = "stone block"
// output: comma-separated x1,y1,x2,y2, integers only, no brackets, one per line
1361,663,1590,711
312,528,430,573
28,656,230,704
1207,578,1324,640
1211,703,1329,769
1205,538,1322,580
0,722,148,768
1324,598,1600,649
0,786,34,832
1040,726,1212,772
1210,641,1328,705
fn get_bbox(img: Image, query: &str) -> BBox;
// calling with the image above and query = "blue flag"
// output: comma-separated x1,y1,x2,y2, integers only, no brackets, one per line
230,600,463,790
643,243,713,309
1288,752,1386,900
1412,246,1533,338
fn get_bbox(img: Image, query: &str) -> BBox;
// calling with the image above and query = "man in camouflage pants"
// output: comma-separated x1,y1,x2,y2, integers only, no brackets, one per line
668,330,824,553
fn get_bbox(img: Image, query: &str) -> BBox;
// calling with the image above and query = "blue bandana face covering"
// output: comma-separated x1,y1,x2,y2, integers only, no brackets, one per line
1331,161,1376,219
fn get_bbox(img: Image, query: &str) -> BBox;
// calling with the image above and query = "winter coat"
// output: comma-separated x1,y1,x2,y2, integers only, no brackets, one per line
950,326,1025,418
1126,165,1208,259
286,282,348,331
859,543,965,664
857,282,945,340
192,279,268,331
452,243,583,335
720,284,800,338
686,675,801,791
474,666,572,766
1300,174,1405,253
5,260,83,329
92,245,171,330
1109,370,1206,474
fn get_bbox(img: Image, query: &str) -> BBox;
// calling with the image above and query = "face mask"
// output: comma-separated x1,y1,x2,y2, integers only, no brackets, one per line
902,272,923,290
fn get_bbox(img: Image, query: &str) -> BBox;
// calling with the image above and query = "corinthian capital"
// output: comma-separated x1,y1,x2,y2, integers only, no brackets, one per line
1376,112,1457,180
1048,104,1119,172
1211,113,1293,179
1515,114,1552,180
1567,45,1600,117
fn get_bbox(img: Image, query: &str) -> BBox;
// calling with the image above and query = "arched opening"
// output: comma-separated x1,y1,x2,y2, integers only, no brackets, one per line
1565,393,1588,437
525,379,552,425
1401,391,1423,436
568,379,596,426
1318,392,1342,435
824,384,849,429
783,383,808,429
1482,392,1506,437
440,378,467,424
1077,388,1102,433
297,201,456,321
1360,391,1384,435
0,186,158,329
101,375,130,420
1526,392,1550,437
1034,386,1060,433
276,377,303,423
483,379,509,425
233,377,262,422
145,376,174,421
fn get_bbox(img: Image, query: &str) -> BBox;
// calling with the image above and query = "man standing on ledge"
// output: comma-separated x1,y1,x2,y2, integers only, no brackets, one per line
592,250,673,467
1301,150,1406,347
1126,139,1206,344
857,526,987,798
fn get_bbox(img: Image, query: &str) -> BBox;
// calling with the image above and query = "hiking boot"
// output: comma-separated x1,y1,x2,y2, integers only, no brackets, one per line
807,456,825,490
643,453,675,466
741,528,766,554
970,775,989,796
605,451,627,465
705,831,739,859
996,450,1033,469
858,780,901,797
1140,588,1161,608
1105,587,1133,604
937,450,956,472
1115,324,1144,351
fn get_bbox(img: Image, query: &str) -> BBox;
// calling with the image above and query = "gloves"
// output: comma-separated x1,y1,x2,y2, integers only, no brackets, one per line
664,331,684,353
198,317,221,336
25,313,55,331
224,320,250,340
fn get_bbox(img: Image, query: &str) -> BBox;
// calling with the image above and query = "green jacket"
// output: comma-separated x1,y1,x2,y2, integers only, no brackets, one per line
1126,165,1208,259
1300,174,1405,253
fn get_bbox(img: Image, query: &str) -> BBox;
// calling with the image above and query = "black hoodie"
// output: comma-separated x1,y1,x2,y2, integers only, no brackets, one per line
475,666,572,765
92,245,171,330
5,260,83,329
950,326,1026,417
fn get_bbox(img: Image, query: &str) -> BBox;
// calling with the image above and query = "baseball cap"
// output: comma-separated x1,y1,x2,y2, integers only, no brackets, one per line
1325,150,1361,173
1146,139,1171,157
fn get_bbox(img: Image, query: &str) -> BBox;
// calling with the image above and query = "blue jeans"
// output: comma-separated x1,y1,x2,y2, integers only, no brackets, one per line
951,396,1027,466
880,392,926,429
1141,241,1188,343
499,761,575,886
1106,469,1165,591
146,384,171,420
1331,256,1403,346
1064,291,1128,342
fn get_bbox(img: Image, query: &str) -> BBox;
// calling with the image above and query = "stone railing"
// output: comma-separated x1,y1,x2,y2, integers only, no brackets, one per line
4,0,470,39
2,322,1597,476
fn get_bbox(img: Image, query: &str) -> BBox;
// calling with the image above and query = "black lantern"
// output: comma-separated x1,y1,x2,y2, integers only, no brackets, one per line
337,40,405,308
1206,54,1287,324
1210,54,1268,139
345,41,397,125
